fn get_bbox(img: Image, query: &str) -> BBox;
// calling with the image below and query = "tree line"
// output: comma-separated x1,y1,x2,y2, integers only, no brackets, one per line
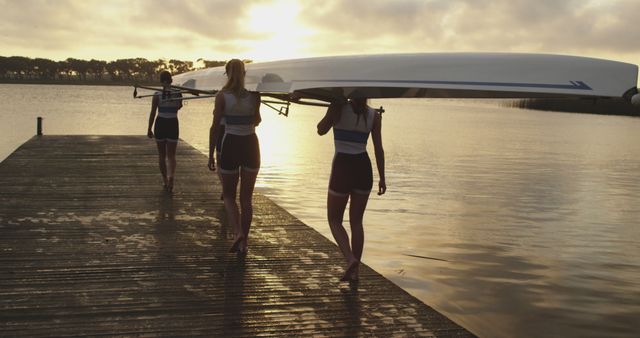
0,56,249,84
508,98,640,116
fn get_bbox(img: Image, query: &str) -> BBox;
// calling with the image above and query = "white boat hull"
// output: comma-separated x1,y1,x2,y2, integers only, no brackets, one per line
173,53,639,102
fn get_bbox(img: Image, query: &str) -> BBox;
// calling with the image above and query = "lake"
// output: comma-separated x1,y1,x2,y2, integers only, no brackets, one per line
1,84,639,337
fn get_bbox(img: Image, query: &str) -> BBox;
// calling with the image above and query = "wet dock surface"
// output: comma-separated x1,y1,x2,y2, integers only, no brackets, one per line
0,135,474,337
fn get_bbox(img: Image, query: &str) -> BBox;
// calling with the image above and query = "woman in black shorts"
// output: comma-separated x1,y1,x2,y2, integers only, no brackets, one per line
317,97,386,281
147,70,183,192
208,59,261,254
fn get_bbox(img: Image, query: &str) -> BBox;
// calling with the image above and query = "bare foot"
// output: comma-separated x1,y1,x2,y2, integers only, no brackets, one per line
350,265,360,282
340,260,360,282
239,238,248,254
167,177,174,193
237,245,248,256
229,235,245,253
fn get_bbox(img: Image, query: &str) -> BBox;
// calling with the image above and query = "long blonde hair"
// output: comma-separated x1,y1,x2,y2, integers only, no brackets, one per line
222,59,246,95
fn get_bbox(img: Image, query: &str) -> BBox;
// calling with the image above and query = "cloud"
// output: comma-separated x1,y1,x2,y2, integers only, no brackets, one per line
0,0,638,63
298,0,640,59
0,0,265,60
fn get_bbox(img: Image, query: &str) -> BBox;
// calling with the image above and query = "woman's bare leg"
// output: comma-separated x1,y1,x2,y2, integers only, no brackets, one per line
221,171,241,252
327,193,358,281
239,168,258,252
165,142,177,191
347,192,370,281
156,141,168,187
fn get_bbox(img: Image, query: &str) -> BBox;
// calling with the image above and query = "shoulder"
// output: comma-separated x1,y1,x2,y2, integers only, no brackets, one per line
330,101,349,113
328,101,345,114
214,91,226,108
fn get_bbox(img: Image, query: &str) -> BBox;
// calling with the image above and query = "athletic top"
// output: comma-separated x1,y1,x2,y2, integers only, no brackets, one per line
223,90,258,136
333,103,375,154
155,90,182,118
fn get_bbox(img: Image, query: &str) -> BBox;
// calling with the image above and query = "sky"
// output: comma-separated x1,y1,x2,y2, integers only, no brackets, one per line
1,0,639,66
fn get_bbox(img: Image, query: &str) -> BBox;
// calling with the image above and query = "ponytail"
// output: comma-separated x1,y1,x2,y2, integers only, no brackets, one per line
222,59,246,95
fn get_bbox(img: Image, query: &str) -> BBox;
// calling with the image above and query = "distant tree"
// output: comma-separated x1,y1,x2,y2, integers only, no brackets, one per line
66,58,92,80
57,60,71,80
0,56,7,78
203,60,226,68
169,59,193,75
0,55,230,83
33,58,58,79
112,58,136,80
6,56,31,79
139,59,163,81
105,60,119,80
88,59,107,80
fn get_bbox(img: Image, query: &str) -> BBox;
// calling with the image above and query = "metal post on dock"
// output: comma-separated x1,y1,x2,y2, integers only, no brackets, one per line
37,117,43,136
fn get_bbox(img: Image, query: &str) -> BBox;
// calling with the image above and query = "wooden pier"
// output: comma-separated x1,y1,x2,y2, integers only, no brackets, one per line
0,135,474,337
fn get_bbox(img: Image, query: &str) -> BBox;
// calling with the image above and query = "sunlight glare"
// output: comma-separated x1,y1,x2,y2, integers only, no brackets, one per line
243,0,314,61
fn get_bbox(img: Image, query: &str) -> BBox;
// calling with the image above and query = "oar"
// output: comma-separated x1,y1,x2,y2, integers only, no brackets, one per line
133,84,216,97
171,84,217,96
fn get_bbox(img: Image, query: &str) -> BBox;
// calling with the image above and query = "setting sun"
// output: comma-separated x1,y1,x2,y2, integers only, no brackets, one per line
242,0,315,61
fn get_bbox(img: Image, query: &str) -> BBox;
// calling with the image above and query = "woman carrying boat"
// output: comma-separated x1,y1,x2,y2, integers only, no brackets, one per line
208,59,262,255
147,70,183,193
317,97,386,282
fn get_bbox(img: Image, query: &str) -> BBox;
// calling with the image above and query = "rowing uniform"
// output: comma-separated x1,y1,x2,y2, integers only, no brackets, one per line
218,90,260,174
154,90,183,143
329,103,375,196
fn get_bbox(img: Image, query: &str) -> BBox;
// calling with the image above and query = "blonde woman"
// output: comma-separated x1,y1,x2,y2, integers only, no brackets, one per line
208,59,262,254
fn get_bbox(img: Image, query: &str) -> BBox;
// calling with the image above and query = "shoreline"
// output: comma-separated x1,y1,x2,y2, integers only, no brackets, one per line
0,79,153,87
1,80,638,117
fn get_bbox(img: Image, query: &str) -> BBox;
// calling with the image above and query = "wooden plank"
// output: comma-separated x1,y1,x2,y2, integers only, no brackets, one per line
0,135,474,337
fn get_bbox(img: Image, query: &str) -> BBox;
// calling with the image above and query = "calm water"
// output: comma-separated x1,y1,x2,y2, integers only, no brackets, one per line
2,84,639,337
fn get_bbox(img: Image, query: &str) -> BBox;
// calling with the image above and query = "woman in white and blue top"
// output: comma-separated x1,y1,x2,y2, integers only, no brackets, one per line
147,70,183,193
317,98,386,282
208,59,262,255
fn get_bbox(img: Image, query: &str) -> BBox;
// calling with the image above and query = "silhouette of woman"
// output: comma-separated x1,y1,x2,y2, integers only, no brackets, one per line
208,59,262,254
317,97,386,281
147,70,183,192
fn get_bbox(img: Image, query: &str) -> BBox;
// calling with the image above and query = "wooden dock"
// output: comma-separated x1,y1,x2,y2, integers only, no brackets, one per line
0,135,474,337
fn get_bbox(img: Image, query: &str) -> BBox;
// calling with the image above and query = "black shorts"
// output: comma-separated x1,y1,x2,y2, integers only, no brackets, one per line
154,117,179,142
329,152,373,196
219,133,260,174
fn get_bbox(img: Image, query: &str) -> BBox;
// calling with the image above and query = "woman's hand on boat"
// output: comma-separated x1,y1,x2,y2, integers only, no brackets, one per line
208,157,216,171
